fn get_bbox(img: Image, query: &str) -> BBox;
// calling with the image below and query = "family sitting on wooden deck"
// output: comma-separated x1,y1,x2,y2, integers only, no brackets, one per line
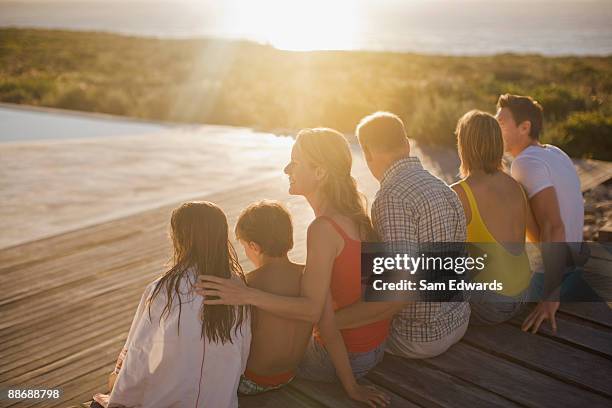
92,94,595,408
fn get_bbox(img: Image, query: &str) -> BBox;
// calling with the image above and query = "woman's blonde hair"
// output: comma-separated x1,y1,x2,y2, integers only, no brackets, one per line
456,110,504,177
295,128,378,241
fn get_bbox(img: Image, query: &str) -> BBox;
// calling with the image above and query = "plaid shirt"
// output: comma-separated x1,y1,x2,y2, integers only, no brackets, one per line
372,156,470,342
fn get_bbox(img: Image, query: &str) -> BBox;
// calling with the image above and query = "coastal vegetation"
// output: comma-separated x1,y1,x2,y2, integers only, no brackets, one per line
1,28,610,159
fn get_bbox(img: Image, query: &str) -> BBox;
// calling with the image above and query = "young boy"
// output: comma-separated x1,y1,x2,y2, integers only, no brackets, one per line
235,200,312,395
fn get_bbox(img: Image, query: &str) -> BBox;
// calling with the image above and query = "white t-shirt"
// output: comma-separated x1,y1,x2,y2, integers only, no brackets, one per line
511,144,584,243
109,271,251,408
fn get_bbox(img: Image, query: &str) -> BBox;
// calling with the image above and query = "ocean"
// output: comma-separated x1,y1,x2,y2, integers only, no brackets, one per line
1,0,611,56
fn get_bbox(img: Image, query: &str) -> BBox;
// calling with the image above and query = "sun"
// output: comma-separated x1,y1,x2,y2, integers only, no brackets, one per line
225,0,360,51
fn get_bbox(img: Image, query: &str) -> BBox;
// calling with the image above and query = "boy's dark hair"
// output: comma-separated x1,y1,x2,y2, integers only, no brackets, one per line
235,200,293,257
497,94,544,140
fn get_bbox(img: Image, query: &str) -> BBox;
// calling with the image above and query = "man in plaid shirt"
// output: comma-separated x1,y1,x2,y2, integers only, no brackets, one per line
335,111,470,358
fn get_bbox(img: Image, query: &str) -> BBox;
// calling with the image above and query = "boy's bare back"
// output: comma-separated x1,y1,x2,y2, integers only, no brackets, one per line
245,260,312,376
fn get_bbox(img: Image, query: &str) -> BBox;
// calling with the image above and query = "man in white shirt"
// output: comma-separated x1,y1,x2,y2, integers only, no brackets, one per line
496,94,585,334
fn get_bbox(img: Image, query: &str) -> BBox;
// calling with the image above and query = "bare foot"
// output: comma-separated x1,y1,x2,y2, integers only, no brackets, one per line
93,393,110,408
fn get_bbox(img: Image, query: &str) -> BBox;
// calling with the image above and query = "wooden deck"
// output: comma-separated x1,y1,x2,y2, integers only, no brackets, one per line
1,153,611,408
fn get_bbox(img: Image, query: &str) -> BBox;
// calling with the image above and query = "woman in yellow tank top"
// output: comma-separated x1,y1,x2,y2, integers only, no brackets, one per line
451,110,533,325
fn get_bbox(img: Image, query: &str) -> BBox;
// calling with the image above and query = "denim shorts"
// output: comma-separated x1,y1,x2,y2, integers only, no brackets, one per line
528,267,601,302
469,289,528,326
295,336,386,383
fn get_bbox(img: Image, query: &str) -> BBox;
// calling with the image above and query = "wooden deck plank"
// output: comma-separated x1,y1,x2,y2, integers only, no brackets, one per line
423,342,612,407
60,382,323,408
1,320,125,380
366,354,520,407
509,311,612,358
0,279,145,343
67,375,327,408
573,159,612,192
1,294,137,356
559,302,612,328
462,323,612,397
0,268,158,331
0,318,129,381
239,388,322,408
21,366,115,408
0,243,165,306
4,344,122,408
289,378,420,408
4,335,123,388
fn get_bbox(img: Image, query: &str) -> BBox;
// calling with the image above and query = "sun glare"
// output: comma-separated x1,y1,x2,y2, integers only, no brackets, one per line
225,0,360,51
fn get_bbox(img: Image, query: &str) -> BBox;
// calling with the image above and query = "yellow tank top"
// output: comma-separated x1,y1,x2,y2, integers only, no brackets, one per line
458,180,532,296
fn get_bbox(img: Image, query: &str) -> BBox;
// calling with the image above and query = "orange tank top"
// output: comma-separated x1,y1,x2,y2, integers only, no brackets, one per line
315,216,390,353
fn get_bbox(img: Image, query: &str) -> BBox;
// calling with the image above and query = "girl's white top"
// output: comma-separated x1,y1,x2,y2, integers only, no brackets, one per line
108,270,251,408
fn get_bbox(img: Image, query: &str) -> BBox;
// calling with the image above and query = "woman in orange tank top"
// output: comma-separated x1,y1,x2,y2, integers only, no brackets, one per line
313,215,390,353
197,128,390,407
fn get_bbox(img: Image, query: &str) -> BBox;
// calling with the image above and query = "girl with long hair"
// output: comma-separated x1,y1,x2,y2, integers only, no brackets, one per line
197,129,390,407
93,201,250,408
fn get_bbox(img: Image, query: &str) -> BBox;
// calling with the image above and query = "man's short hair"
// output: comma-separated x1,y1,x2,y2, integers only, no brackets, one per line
497,94,544,140
235,200,293,257
356,111,409,152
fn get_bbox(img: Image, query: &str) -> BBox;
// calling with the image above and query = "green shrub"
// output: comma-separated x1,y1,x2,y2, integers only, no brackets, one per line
532,85,587,121
53,85,98,111
406,95,472,146
542,111,612,161
0,77,54,103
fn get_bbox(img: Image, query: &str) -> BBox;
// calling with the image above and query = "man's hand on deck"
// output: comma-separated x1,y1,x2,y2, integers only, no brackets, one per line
522,301,560,334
